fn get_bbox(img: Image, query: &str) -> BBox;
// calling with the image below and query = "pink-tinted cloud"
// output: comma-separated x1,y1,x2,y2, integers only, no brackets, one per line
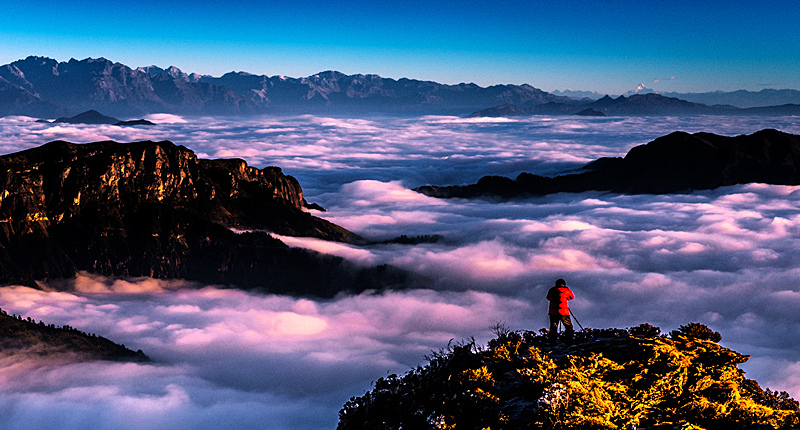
3,115,800,429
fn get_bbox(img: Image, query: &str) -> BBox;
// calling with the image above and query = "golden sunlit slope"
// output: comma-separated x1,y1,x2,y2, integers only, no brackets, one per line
338,323,799,430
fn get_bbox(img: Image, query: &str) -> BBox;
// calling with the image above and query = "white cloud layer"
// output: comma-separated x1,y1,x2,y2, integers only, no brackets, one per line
4,114,800,195
0,283,531,430
2,114,800,429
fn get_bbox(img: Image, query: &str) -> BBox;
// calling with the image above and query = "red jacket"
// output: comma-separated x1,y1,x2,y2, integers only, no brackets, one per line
547,286,574,315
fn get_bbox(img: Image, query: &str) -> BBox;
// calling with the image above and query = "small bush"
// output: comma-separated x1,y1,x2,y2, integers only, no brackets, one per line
670,322,722,342
628,323,662,338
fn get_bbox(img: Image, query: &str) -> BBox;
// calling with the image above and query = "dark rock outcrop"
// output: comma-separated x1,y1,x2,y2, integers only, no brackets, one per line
574,107,605,116
0,307,148,362
114,119,156,126
0,140,408,295
39,109,156,126
53,109,120,124
338,324,800,430
416,129,800,198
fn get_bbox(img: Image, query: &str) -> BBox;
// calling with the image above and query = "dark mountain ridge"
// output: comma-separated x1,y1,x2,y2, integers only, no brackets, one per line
200,70,576,115
470,93,800,117
4,56,799,118
416,129,800,199
53,109,121,124
0,56,572,117
0,139,408,295
36,109,156,126
662,88,800,109
0,56,259,117
552,88,800,109
0,306,148,362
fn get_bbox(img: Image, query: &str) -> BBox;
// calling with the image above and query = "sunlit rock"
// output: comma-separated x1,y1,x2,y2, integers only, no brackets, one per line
338,323,800,430
0,140,410,295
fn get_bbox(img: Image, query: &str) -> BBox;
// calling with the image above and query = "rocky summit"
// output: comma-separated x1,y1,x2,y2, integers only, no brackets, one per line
0,140,406,295
338,323,800,430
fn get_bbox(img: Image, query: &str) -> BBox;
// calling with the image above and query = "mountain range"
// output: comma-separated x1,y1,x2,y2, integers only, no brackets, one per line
470,93,800,117
552,87,800,108
3,56,799,118
0,56,571,118
416,129,800,199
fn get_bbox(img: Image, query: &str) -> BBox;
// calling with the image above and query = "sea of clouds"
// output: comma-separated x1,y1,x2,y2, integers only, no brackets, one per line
1,114,800,429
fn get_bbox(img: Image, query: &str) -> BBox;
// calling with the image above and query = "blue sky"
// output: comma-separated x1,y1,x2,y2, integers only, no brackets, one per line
1,0,798,94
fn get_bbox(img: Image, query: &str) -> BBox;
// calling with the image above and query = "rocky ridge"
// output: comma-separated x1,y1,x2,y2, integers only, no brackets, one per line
470,93,800,117
0,139,407,295
0,56,258,117
338,323,800,430
0,56,573,117
4,56,800,118
416,129,800,199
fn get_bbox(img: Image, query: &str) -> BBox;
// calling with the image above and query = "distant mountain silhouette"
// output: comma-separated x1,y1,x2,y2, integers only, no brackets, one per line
472,92,800,117
574,107,605,116
416,129,800,198
552,88,800,109
470,93,775,117
37,109,156,126
0,75,71,117
0,56,259,118
53,109,120,124
199,70,574,115
3,56,798,117
115,118,156,126
138,65,203,83
663,88,800,108
550,89,604,100
0,56,570,117
0,139,409,295
625,82,656,96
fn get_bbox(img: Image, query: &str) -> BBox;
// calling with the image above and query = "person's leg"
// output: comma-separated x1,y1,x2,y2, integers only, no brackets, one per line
548,315,559,342
561,315,574,339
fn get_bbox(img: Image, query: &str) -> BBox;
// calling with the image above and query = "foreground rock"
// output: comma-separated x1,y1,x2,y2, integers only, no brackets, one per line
417,129,800,198
0,306,148,362
338,323,800,430
0,140,408,295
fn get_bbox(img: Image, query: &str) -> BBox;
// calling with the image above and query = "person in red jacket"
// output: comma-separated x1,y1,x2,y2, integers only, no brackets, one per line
547,278,575,343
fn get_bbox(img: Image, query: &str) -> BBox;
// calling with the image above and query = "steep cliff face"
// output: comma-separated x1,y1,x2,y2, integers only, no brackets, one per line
0,139,326,236
0,140,402,295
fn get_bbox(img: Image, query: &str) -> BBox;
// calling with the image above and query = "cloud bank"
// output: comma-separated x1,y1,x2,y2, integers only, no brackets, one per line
2,114,800,429
4,114,800,195
0,282,532,430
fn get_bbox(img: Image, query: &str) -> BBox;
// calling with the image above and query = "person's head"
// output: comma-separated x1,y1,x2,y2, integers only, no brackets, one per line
555,278,566,287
